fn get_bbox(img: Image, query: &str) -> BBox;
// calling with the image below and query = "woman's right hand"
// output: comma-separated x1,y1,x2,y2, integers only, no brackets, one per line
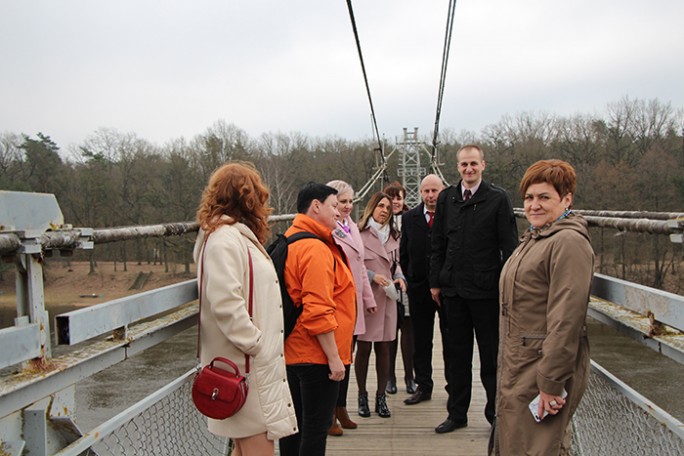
328,356,346,382
538,390,566,420
373,274,390,287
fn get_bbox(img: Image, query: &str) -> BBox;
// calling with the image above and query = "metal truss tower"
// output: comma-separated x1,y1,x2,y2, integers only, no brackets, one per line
396,128,429,208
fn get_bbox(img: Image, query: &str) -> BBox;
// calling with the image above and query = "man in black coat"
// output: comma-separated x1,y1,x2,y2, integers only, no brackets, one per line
429,145,518,433
400,174,447,406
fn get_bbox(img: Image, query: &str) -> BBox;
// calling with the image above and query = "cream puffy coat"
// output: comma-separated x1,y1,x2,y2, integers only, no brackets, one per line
193,220,298,440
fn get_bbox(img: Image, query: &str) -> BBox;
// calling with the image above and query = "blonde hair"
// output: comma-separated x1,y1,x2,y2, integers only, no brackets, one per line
326,180,354,198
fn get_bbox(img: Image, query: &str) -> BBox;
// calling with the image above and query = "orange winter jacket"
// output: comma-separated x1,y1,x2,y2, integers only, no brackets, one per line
283,214,356,365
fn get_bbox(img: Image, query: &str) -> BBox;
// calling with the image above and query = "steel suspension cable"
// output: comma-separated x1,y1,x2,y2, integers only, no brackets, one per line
431,0,457,165
345,0,389,184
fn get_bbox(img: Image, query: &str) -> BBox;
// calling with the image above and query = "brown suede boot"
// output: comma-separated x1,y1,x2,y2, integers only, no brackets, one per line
328,412,343,436
336,406,358,429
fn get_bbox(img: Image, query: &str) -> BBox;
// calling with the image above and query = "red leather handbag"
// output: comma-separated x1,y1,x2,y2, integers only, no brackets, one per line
192,236,253,419
192,357,248,419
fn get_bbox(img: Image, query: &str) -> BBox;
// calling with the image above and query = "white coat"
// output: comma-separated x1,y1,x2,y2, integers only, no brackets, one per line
193,220,298,440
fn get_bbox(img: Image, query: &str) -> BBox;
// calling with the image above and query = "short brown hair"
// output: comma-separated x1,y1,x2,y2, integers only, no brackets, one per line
383,181,405,199
196,161,272,244
383,181,408,213
456,144,484,161
519,159,576,200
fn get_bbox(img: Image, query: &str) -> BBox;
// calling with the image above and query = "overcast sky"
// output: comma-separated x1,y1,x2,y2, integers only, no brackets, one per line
2,0,683,150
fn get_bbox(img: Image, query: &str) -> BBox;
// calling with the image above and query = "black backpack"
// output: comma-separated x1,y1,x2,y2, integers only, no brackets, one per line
267,231,322,340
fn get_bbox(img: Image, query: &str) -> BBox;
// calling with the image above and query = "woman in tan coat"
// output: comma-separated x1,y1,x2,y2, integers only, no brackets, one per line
493,160,594,455
193,162,297,456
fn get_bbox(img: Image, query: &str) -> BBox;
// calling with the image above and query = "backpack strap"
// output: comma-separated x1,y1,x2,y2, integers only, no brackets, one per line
286,231,320,244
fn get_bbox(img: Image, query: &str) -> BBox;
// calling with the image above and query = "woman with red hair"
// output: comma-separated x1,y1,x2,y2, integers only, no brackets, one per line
194,161,297,455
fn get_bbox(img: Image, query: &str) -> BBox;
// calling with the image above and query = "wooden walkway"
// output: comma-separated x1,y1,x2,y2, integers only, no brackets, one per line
326,328,491,455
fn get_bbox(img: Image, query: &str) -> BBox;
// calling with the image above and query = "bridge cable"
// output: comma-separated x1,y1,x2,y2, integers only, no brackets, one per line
430,0,458,172
345,0,389,184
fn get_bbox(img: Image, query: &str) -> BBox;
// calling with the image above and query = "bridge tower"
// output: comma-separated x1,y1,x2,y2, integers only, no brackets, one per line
396,128,430,208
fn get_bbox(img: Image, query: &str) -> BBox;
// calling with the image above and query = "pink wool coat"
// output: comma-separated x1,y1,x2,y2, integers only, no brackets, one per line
358,226,401,342
333,218,376,335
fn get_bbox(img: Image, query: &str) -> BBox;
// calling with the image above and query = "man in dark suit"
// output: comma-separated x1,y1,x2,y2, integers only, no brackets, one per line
430,145,518,433
400,174,447,406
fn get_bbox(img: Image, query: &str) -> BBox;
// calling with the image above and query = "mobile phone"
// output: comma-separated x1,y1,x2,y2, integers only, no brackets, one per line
528,389,567,422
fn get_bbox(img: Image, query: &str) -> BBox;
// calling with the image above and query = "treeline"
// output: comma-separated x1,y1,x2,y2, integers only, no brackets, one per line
1,97,683,290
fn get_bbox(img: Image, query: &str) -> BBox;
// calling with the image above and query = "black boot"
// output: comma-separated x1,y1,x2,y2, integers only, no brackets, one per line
386,378,398,395
358,393,371,417
375,393,391,418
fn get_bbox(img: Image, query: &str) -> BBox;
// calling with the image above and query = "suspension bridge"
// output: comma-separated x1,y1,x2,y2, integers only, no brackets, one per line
3,1,684,454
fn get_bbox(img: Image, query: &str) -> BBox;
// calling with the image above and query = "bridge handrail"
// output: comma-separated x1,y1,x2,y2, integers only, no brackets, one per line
592,273,684,333
55,279,197,345
512,209,684,237
0,303,197,419
2,209,684,256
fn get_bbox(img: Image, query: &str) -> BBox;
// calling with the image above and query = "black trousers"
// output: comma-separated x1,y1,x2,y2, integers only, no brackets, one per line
443,294,498,424
279,364,340,456
407,283,449,394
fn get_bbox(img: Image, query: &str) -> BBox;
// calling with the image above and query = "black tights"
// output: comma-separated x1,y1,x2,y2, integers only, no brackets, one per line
355,340,391,396
389,316,415,383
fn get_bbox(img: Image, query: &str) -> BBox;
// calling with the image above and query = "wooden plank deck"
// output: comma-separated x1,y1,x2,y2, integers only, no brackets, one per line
326,327,492,455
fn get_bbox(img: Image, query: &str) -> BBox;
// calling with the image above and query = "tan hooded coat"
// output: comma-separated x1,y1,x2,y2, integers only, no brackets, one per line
495,214,594,455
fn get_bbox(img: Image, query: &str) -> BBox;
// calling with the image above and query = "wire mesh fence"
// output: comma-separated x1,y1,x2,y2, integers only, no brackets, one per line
572,363,684,456
72,375,230,456
61,361,684,456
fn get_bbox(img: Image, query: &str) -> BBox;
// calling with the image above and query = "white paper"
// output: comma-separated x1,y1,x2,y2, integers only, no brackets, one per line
383,283,399,301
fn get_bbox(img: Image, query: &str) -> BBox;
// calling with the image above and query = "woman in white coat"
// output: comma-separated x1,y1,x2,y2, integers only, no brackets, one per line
326,180,376,436
193,162,297,456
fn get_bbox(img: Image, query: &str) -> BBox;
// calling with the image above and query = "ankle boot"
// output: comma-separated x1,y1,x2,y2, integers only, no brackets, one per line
375,393,391,418
336,406,358,429
358,393,371,417
328,411,343,436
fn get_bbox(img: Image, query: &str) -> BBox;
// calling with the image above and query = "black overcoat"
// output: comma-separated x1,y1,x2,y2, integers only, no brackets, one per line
429,180,518,300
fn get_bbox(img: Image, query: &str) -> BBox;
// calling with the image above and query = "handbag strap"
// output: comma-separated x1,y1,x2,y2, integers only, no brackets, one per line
197,232,254,374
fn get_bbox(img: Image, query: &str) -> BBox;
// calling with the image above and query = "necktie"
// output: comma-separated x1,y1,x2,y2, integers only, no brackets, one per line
427,211,434,228
463,189,472,202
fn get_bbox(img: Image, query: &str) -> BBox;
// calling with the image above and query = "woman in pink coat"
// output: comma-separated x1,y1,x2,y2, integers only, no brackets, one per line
355,192,406,419
325,180,376,436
